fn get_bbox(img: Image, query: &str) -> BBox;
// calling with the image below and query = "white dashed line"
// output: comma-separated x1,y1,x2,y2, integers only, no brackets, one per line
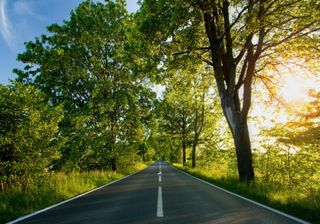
157,186,164,217
156,162,164,217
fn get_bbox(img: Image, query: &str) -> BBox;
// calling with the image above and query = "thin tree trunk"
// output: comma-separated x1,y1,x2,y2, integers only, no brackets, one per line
192,142,196,168
265,148,270,182
182,139,186,165
111,158,117,171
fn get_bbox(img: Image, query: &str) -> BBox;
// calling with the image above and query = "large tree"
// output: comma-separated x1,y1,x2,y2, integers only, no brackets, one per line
137,0,320,182
15,0,154,171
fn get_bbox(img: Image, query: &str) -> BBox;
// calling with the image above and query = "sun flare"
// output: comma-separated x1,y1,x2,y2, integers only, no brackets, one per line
279,76,308,102
251,67,320,130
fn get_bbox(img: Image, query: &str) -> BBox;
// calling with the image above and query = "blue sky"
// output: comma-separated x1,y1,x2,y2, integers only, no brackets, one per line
0,0,139,85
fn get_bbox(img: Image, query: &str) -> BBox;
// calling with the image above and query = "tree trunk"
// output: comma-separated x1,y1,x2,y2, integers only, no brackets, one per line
233,120,254,182
111,158,117,171
191,143,196,168
182,139,186,165
220,98,254,183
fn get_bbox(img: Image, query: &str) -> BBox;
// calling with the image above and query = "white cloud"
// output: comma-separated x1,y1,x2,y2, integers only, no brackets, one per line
13,1,31,15
13,0,45,21
0,0,15,49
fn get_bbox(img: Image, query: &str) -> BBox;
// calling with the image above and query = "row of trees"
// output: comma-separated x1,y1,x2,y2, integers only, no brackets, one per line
137,0,320,181
1,0,320,190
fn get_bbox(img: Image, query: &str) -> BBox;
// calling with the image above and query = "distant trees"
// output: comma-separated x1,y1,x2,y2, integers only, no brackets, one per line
158,72,195,165
149,56,228,167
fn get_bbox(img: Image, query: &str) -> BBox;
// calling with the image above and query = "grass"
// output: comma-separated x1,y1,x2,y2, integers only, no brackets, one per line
0,162,148,224
173,163,320,224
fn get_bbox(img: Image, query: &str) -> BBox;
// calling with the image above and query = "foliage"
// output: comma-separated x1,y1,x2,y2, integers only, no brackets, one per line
149,65,231,166
256,121,320,192
14,0,155,171
0,83,64,190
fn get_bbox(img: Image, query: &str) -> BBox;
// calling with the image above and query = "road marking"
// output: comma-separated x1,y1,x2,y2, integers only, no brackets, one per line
157,186,164,217
159,175,162,182
173,166,309,224
157,163,162,175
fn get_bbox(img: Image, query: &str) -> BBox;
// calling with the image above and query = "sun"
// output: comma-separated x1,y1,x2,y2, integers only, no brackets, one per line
279,76,308,102
277,65,320,104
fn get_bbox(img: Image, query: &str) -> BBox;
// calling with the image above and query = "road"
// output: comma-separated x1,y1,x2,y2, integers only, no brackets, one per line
10,162,308,224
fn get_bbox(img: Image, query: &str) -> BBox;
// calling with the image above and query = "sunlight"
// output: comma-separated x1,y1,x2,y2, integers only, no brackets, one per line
279,75,308,102
249,67,320,150
278,66,320,104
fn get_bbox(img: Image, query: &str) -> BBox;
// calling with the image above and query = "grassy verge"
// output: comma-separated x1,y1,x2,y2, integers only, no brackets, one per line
173,163,319,224
0,162,148,224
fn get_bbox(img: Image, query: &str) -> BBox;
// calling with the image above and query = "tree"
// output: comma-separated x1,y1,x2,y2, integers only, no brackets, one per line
137,0,320,182
0,83,63,190
189,73,211,168
14,0,154,171
155,61,221,167
158,89,192,164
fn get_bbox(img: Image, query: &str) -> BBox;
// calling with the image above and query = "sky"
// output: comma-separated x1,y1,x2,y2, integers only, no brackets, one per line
0,0,139,85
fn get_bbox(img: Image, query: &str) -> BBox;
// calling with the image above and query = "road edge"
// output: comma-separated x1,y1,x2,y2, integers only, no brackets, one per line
7,164,151,224
172,165,310,224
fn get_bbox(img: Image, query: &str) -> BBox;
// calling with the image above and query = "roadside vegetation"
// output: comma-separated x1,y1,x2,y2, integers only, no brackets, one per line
174,162,319,224
0,163,147,223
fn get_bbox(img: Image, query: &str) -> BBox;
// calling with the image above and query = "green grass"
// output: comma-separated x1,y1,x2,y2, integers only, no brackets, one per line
173,163,320,224
0,162,148,224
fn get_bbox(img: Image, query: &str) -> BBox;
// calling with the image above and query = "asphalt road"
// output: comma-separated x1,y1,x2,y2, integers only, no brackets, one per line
11,162,308,224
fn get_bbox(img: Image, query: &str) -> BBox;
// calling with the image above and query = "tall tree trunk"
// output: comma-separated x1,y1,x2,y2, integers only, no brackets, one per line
220,97,254,182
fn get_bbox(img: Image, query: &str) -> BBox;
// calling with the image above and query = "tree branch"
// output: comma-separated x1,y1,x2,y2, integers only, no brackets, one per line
172,47,210,56
262,21,317,52
235,56,248,91
234,34,253,65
